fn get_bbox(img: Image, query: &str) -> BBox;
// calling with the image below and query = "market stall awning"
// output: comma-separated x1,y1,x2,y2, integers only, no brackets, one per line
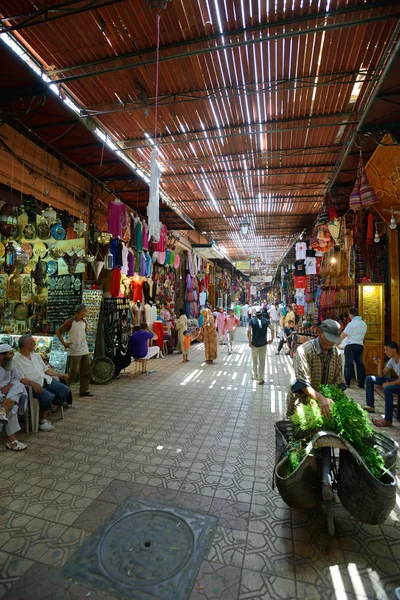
1,0,399,271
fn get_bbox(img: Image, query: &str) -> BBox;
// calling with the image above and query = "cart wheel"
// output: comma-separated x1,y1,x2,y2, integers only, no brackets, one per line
325,499,335,536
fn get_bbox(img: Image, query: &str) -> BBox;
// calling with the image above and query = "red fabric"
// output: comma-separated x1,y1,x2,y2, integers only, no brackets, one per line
294,276,306,289
296,305,305,315
131,280,144,302
110,268,121,297
366,212,374,245
152,321,164,350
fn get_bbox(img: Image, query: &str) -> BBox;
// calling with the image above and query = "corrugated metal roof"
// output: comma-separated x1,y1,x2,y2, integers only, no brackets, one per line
1,0,399,269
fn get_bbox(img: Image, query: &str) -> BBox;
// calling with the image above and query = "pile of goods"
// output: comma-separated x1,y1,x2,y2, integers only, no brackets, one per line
281,385,386,480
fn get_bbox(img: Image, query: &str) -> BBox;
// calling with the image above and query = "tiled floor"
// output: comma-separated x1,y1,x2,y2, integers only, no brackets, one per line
0,328,399,600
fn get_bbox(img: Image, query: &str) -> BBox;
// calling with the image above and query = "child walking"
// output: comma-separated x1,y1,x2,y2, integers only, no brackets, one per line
182,330,193,362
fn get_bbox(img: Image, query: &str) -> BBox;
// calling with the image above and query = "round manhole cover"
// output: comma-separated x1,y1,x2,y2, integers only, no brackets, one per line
99,510,194,586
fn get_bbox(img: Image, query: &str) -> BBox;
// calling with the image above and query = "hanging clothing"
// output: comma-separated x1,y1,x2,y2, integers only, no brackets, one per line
135,219,143,252
142,222,149,250
129,214,136,249
107,201,127,238
131,279,144,303
110,268,122,297
142,280,150,304
153,224,167,252
127,251,135,276
110,238,123,268
121,244,129,276
139,253,147,276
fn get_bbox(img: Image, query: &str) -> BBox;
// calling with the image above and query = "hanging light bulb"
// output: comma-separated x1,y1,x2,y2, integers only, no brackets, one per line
390,208,397,230
374,227,380,243
330,256,337,264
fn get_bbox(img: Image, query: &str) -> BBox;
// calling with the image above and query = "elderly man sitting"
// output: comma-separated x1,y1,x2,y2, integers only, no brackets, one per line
0,344,28,451
13,335,70,432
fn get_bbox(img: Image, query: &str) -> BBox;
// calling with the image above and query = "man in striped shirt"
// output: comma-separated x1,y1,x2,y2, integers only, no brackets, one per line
286,320,345,417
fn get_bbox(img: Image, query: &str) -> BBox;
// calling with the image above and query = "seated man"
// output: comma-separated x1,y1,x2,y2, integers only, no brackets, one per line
364,341,400,427
0,344,28,451
286,319,345,418
13,335,70,432
131,323,161,372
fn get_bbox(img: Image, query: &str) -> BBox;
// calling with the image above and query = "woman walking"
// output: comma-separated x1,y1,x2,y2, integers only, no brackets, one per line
175,308,188,353
200,309,218,364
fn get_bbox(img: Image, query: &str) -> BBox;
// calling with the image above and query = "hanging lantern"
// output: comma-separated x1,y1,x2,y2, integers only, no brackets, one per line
0,203,19,238
31,257,48,291
390,208,397,230
104,251,114,270
91,260,104,279
74,219,87,237
4,241,16,274
240,218,250,237
42,204,57,223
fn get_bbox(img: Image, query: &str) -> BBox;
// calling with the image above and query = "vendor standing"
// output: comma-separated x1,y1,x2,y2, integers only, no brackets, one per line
56,304,93,397
286,319,345,418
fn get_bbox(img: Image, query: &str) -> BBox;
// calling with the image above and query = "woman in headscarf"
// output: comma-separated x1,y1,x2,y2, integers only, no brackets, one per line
199,309,218,363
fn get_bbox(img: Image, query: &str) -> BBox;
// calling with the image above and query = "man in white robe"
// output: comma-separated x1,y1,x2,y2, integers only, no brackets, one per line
0,344,28,451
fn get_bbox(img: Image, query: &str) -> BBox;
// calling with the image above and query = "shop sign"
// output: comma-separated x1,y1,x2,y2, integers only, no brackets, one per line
236,260,250,271
250,276,273,283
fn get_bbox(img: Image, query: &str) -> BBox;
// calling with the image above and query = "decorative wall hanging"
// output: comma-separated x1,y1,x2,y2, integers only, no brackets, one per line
15,249,30,267
90,260,104,279
37,221,51,240
21,223,37,240
51,222,66,240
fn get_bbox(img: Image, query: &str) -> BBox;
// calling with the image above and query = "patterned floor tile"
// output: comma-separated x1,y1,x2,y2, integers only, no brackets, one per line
208,498,250,531
207,527,247,568
239,569,296,599
38,526,89,567
0,551,34,599
72,499,118,532
248,504,292,538
0,510,67,561
190,561,241,600
243,532,295,578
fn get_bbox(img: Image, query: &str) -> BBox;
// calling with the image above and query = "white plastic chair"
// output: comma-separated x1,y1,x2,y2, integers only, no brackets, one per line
24,384,64,434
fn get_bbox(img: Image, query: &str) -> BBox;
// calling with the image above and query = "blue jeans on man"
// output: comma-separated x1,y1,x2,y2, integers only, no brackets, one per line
241,316,248,327
365,375,400,422
344,344,366,387
36,380,70,411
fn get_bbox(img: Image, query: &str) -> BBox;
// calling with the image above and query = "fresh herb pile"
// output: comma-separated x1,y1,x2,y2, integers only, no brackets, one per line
280,385,385,480
279,440,306,479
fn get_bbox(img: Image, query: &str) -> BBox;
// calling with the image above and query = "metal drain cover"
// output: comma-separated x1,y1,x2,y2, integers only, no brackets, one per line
65,496,217,600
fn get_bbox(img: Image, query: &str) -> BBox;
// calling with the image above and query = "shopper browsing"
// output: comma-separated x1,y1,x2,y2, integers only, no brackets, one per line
131,323,162,372
363,341,400,427
56,304,93,397
276,319,296,356
340,307,367,388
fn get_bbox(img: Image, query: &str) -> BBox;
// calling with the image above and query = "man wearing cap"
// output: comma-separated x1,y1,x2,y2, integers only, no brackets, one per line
248,309,275,385
286,319,345,418
56,304,93,397
0,344,28,450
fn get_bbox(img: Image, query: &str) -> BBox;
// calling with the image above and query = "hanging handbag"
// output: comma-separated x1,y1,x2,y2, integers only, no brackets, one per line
349,157,363,211
327,194,338,221
360,161,377,207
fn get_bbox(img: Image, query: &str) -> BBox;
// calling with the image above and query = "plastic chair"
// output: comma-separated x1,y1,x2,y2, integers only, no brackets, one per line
24,384,64,433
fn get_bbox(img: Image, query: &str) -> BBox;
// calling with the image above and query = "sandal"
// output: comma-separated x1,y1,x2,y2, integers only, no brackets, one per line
372,418,392,427
6,440,27,451
362,406,375,413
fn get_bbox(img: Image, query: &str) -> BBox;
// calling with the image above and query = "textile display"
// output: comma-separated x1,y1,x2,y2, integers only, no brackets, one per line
107,201,127,238
147,147,161,242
